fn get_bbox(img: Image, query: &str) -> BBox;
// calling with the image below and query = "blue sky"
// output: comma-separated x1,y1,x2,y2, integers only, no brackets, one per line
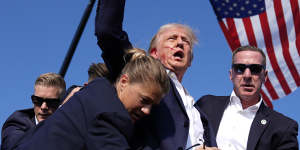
1,0,299,143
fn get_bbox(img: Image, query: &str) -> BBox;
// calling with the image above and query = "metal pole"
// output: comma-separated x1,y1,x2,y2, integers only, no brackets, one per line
59,0,96,77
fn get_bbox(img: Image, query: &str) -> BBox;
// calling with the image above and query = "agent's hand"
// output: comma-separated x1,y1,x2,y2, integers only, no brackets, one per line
61,87,82,105
195,145,219,150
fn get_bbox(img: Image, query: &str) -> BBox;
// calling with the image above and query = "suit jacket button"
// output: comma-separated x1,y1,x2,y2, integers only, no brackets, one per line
184,121,189,127
178,147,184,150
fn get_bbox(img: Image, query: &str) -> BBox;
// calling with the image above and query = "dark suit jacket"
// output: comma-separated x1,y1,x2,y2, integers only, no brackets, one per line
95,0,217,149
196,95,299,150
14,78,134,150
62,85,82,101
1,108,36,150
132,82,217,150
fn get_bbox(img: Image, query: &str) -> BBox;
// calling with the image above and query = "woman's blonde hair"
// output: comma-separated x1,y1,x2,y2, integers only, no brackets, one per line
118,48,170,96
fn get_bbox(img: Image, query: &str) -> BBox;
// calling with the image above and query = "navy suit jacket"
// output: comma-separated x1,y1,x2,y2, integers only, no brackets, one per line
1,108,36,150
95,0,217,149
196,95,299,150
14,78,134,150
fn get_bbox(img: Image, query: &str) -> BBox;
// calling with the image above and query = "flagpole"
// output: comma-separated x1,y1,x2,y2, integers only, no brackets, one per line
59,0,96,77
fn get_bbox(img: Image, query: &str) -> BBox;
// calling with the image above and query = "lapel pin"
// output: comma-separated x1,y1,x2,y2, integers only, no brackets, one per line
261,119,267,125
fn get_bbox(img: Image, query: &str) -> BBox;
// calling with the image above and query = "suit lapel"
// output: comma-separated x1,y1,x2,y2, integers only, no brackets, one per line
247,103,272,150
27,108,36,127
194,96,230,147
169,79,188,117
196,107,218,147
31,115,36,126
214,96,230,135
31,117,36,126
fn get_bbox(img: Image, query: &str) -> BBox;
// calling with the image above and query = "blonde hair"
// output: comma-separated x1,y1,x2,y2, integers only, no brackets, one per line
148,23,198,60
118,48,170,96
35,73,66,99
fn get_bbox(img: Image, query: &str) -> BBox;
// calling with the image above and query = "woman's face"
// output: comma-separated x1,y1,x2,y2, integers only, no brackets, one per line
117,74,163,122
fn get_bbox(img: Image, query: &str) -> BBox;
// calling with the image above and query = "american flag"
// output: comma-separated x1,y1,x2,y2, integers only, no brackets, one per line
209,0,300,108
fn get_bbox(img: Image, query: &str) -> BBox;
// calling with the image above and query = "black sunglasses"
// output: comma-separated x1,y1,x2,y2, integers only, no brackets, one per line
31,95,60,108
232,64,265,74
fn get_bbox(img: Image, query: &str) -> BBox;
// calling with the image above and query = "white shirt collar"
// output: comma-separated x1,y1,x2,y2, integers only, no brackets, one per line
35,115,39,125
230,91,262,113
166,69,204,149
166,69,177,81
166,70,190,102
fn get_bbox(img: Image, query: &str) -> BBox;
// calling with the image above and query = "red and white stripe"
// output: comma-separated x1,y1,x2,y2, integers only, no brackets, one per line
218,0,300,108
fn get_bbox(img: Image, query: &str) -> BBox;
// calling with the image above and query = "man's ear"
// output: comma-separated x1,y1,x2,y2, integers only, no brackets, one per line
263,70,268,83
229,69,233,81
150,48,158,59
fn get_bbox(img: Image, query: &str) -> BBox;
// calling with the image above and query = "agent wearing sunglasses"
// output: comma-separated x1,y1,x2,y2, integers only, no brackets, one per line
1,73,66,150
13,49,171,150
195,45,298,150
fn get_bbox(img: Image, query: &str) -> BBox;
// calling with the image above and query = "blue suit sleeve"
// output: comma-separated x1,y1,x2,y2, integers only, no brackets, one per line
1,111,34,150
15,96,87,150
95,0,133,81
1,121,28,150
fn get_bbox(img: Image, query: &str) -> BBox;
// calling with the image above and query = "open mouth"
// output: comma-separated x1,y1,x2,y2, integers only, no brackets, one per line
173,51,184,59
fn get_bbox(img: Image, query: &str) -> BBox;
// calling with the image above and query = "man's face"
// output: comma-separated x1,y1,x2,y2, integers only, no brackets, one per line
150,27,192,73
33,85,60,123
117,75,162,122
230,50,267,101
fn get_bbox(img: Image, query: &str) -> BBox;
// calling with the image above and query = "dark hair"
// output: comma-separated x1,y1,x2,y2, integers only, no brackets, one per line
232,45,266,67
87,63,109,82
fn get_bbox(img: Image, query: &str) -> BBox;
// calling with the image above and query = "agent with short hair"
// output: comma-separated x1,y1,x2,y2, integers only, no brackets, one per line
1,73,66,150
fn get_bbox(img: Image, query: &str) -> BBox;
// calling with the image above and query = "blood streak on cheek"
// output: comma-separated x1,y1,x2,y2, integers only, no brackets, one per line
165,46,175,51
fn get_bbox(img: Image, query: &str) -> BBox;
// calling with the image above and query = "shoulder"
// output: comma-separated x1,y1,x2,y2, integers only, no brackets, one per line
15,108,35,117
73,78,113,102
2,108,35,136
82,78,112,94
67,78,128,117
258,105,299,139
267,108,298,128
4,108,35,124
196,95,229,106
260,107,299,147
